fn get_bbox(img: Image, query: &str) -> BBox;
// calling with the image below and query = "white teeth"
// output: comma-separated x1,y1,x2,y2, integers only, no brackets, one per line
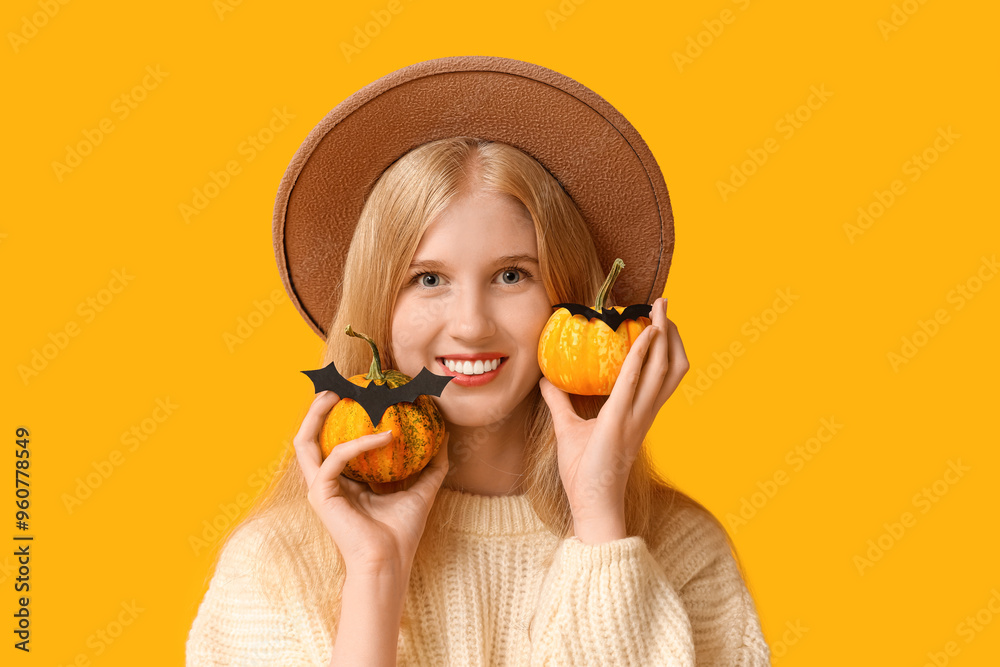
444,358,501,375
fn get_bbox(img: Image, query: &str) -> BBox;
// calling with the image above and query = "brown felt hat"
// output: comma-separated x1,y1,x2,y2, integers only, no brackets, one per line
273,55,674,339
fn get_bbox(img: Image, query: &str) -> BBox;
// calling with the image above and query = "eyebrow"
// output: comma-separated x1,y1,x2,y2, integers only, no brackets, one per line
408,254,540,271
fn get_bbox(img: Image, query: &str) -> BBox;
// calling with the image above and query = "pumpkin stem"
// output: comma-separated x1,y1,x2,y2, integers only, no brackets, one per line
593,258,624,311
345,325,386,382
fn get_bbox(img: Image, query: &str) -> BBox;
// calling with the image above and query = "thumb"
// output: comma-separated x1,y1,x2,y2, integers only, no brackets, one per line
538,376,579,431
408,432,451,499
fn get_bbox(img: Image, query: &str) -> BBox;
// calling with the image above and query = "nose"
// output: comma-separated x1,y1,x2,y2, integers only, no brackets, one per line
446,286,496,343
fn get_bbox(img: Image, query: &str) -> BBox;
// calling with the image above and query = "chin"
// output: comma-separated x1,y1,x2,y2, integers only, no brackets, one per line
436,396,517,429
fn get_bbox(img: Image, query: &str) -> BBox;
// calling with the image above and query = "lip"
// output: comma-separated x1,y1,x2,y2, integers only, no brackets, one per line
437,352,506,361
437,356,508,387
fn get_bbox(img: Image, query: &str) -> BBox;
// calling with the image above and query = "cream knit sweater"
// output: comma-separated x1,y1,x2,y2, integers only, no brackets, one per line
186,486,770,666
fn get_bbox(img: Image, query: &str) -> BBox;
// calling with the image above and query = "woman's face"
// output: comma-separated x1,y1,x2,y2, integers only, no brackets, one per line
390,188,553,427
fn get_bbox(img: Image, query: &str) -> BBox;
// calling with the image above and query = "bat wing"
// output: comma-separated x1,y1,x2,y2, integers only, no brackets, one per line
301,362,453,427
552,302,600,320
389,366,454,401
301,360,367,400
552,302,653,331
613,303,653,329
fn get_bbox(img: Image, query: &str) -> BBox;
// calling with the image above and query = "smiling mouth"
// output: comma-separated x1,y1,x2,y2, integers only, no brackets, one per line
437,357,507,376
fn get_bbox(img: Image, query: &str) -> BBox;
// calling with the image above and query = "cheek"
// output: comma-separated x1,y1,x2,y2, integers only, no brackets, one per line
389,316,404,348
390,301,432,365
388,304,410,361
507,299,551,355
529,294,555,335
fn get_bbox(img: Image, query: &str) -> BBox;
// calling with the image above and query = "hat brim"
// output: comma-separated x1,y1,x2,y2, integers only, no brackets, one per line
273,55,673,339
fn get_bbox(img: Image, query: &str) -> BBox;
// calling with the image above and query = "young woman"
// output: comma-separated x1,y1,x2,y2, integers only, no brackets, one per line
186,136,770,666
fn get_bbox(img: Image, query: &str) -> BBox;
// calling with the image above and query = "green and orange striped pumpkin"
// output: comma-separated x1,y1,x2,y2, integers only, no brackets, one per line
320,327,445,484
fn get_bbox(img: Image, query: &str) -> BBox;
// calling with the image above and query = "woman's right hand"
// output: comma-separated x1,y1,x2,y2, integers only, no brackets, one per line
293,390,451,579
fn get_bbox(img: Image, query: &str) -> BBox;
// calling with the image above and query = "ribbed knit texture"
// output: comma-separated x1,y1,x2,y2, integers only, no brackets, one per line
187,487,770,666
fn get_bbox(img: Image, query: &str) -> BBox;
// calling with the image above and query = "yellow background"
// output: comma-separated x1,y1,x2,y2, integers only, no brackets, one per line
3,0,997,664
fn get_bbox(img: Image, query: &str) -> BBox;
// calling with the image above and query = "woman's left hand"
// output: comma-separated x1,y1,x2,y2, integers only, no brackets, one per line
538,297,689,544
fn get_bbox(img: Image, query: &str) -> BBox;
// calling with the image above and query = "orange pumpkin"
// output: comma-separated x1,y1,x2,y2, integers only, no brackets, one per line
537,258,653,395
321,327,446,484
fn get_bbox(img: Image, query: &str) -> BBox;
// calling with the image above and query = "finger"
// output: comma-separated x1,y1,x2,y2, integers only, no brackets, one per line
606,322,660,418
408,432,452,500
337,475,369,501
634,299,671,417
397,475,420,492
653,319,689,409
376,470,423,494
369,479,406,495
538,376,579,432
370,430,451,496
293,391,341,488
309,431,394,501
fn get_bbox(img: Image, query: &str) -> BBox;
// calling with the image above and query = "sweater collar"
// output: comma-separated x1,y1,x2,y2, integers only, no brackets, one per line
429,486,549,537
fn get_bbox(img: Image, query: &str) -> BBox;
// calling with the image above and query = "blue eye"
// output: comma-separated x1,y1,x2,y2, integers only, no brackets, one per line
408,265,534,289
499,264,535,285
500,268,525,284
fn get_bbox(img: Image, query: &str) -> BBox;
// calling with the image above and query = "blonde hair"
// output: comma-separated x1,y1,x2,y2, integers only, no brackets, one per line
203,136,745,636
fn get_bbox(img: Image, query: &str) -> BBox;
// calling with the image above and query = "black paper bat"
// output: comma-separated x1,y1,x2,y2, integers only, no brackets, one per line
552,302,653,332
301,361,453,427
